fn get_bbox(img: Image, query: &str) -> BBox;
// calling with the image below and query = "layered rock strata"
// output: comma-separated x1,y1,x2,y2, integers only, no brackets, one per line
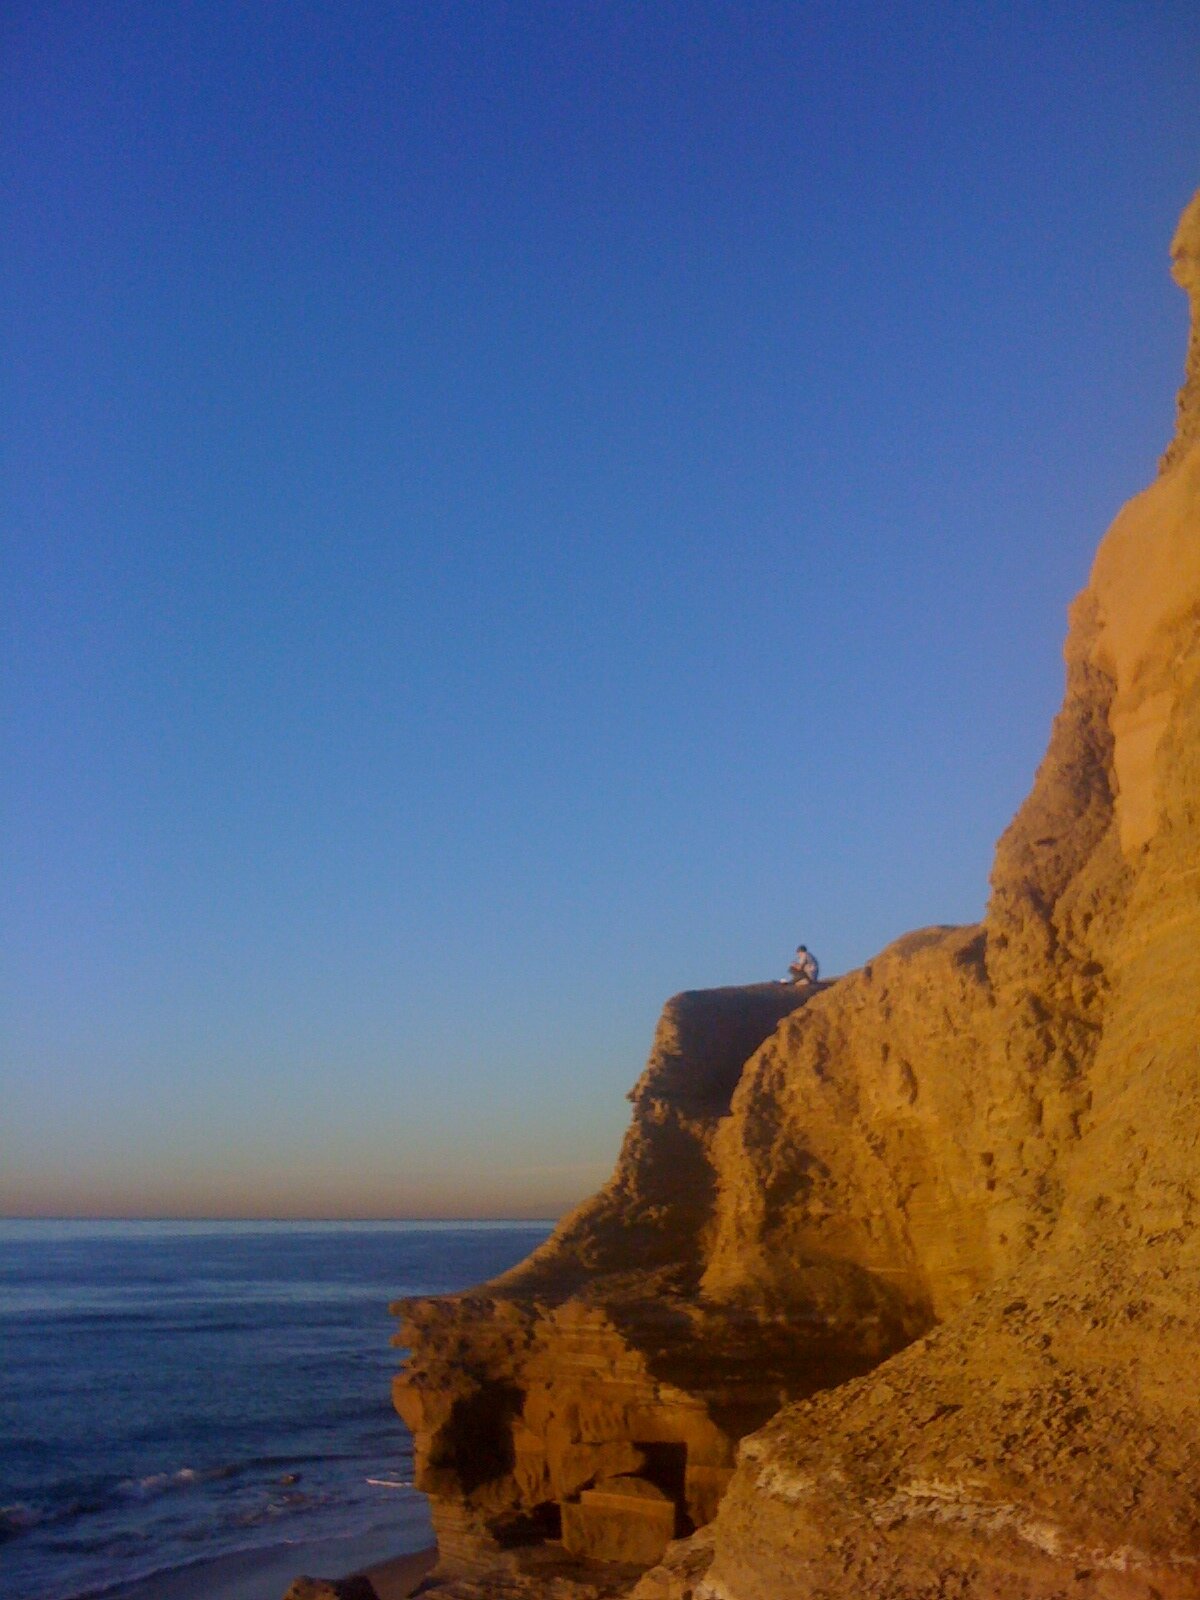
392,192,1200,1598
392,984,923,1574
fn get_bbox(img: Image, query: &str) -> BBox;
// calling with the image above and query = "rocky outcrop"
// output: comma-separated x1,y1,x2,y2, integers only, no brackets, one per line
392,191,1200,1598
1160,189,1200,474
282,1579,381,1600
391,984,920,1575
687,196,1200,1600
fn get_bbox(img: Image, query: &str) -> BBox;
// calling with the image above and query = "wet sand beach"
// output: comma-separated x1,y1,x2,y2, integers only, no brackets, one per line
96,1529,436,1600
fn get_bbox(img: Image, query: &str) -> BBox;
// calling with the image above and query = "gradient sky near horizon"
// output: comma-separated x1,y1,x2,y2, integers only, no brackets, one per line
4,1,1198,1219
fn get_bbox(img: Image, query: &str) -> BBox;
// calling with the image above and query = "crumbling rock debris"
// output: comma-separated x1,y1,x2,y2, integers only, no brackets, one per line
282,1576,380,1600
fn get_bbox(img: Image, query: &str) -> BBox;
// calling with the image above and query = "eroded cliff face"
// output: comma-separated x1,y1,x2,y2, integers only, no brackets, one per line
392,193,1200,1598
392,985,924,1575
696,198,1200,1600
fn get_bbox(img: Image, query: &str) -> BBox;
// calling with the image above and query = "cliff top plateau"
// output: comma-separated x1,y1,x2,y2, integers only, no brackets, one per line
370,191,1200,1600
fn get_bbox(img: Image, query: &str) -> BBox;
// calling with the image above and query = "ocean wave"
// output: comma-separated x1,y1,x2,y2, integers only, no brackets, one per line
54,1509,423,1600
112,1458,336,1497
0,1488,114,1541
0,1503,44,1539
118,1467,194,1497
237,1449,362,1471
2,1447,412,1548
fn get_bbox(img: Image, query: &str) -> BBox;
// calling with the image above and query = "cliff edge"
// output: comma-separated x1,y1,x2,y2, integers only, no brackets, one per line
391,191,1200,1599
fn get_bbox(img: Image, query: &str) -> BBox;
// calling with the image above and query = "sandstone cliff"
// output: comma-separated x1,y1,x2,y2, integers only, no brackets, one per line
391,192,1200,1599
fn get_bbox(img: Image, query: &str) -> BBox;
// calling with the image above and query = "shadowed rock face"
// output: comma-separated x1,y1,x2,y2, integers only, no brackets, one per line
392,984,924,1574
1160,189,1200,474
392,191,1200,1598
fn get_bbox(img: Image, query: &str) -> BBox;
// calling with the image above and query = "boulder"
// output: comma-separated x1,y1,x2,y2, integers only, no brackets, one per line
561,1476,676,1566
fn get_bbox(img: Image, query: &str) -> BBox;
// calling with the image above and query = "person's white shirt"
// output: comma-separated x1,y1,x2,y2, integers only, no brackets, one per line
789,946,819,983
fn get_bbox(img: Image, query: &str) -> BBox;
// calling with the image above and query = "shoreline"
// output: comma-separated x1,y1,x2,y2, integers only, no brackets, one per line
80,1524,436,1600
344,1548,438,1600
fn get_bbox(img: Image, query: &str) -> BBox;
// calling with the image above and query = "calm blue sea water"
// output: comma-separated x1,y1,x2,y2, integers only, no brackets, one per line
0,1219,553,1600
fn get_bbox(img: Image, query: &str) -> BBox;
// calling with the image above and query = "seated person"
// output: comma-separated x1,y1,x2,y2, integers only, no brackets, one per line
788,943,819,985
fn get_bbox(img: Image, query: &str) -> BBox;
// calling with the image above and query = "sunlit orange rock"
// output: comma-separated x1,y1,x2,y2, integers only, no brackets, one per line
391,189,1200,1600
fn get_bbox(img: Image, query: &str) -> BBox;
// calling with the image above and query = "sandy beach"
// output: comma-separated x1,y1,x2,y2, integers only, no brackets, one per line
97,1529,436,1600
352,1549,438,1600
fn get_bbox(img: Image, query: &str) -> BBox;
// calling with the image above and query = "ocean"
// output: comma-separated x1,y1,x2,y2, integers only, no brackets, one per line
0,1218,554,1600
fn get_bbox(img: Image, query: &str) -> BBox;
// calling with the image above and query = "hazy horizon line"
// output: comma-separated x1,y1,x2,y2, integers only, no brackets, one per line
0,1212,561,1224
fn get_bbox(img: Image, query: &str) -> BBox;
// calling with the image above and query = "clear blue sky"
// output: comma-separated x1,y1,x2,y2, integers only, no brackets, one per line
4,1,1197,1218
